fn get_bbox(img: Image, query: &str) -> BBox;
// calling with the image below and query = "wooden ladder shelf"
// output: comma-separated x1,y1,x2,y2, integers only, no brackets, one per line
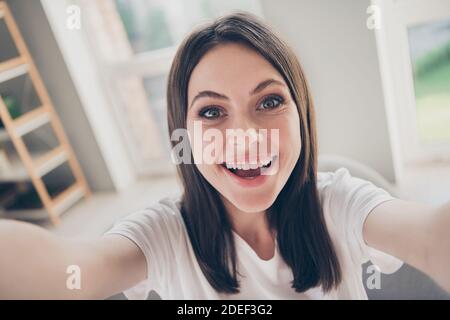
0,1,91,225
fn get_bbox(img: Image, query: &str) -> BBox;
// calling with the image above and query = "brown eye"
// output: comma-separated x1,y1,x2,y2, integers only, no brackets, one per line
199,106,224,119
258,95,284,110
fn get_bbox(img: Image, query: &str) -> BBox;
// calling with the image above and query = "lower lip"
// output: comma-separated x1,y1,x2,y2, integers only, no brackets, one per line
220,158,277,188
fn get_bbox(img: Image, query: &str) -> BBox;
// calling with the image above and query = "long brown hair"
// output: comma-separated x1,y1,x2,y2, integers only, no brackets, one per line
167,12,341,294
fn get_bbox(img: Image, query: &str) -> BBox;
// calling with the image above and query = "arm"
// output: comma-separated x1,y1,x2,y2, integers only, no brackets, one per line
0,220,146,299
363,199,450,292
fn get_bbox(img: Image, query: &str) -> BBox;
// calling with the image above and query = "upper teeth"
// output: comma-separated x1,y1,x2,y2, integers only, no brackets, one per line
249,163,258,170
224,157,273,170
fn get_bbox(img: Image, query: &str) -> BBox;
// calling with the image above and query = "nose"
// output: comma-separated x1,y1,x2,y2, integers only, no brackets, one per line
226,115,260,142
224,117,264,164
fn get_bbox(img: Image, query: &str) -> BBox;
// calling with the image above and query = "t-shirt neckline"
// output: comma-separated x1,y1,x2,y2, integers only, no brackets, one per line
232,230,279,264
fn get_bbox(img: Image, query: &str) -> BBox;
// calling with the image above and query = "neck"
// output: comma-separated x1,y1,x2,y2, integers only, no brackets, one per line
221,196,276,255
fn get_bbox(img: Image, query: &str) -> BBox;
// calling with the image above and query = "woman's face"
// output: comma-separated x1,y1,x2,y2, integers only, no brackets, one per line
186,43,301,213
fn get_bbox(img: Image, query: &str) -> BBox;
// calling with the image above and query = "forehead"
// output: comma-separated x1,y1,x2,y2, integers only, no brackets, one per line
188,43,285,99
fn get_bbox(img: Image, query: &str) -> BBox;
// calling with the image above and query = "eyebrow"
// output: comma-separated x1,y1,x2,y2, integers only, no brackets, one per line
189,91,229,109
250,78,285,95
189,78,285,108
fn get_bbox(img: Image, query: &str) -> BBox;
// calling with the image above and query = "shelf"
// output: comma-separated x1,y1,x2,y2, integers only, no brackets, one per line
0,1,90,224
0,57,27,83
0,182,84,221
0,152,28,182
52,183,84,215
0,147,67,182
0,57,24,73
0,184,86,222
0,184,85,221
34,146,67,177
12,106,50,136
0,107,52,141
0,128,9,142
0,208,56,221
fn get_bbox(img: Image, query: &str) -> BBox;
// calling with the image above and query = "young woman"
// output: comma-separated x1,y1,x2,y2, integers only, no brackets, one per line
0,12,449,300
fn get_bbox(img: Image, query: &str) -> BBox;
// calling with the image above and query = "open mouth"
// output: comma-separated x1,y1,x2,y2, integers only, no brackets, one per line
220,155,277,179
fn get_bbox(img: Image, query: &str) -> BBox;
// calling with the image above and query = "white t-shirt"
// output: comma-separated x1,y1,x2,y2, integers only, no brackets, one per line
104,168,403,299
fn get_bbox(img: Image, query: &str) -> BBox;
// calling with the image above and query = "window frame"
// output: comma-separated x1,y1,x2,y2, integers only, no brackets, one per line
100,47,177,176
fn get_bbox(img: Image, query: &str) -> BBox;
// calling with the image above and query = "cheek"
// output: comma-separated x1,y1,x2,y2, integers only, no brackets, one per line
185,123,225,191
185,123,219,185
270,110,302,159
187,123,225,165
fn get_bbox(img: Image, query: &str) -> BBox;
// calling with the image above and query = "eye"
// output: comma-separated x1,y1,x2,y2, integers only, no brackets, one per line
257,95,285,110
199,106,225,119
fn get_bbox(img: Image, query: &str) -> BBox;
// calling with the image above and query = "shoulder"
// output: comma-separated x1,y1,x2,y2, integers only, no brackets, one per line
317,167,347,188
316,167,394,225
317,167,389,199
317,167,355,200
143,196,184,226
104,195,186,298
105,195,185,243
133,195,182,222
316,168,351,222
316,169,403,274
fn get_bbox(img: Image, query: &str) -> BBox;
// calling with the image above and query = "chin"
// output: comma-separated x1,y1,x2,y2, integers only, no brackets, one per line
225,191,278,213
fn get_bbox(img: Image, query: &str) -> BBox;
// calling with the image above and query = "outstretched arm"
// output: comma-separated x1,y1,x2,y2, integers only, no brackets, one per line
0,220,146,299
363,199,450,292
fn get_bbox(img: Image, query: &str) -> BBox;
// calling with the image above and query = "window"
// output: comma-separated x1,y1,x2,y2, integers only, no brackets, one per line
374,0,450,164
114,0,261,54
408,19,450,144
80,0,263,176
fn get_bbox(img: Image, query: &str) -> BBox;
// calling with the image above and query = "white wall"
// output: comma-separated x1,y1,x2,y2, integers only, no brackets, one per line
260,0,398,182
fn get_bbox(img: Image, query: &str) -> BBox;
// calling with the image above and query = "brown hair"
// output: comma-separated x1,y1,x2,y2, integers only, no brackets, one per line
167,12,341,294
